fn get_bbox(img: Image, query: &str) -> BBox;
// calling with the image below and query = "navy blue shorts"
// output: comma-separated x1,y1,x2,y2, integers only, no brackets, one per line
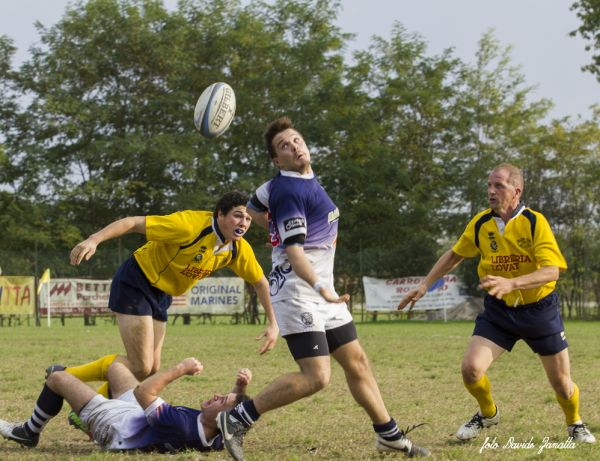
473,292,567,356
108,256,172,322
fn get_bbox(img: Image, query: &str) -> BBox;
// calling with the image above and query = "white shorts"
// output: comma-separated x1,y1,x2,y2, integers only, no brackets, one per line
79,390,144,449
274,298,353,337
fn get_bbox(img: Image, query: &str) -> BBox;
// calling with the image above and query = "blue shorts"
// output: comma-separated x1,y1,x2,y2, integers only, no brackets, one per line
473,292,567,356
108,256,172,322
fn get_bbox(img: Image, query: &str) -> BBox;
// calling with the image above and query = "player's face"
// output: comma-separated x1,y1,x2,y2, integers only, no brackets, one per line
487,169,521,215
272,128,311,174
218,206,252,241
201,392,237,412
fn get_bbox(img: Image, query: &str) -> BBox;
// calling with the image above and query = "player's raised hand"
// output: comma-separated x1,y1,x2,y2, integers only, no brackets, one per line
179,357,204,375
236,368,253,386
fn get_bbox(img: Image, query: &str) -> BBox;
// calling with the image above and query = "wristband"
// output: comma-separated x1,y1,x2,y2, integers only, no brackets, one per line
313,281,325,293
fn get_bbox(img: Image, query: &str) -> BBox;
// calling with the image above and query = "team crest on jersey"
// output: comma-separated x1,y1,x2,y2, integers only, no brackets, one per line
517,237,532,249
300,312,314,326
194,246,207,262
284,217,305,231
488,232,498,252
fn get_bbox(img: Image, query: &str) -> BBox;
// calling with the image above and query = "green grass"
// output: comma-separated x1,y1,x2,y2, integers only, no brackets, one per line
0,319,599,460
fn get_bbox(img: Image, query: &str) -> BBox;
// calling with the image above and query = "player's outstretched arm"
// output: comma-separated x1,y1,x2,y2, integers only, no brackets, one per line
134,357,203,409
285,244,350,304
70,216,146,265
397,249,464,310
252,276,279,354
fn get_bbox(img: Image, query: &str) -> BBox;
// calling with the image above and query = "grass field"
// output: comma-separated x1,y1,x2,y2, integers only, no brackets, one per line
0,319,599,460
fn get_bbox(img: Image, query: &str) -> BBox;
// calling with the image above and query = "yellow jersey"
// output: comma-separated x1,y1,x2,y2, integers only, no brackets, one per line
133,210,263,296
452,205,567,307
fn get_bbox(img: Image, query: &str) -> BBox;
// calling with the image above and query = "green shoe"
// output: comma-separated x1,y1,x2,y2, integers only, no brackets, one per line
67,411,92,440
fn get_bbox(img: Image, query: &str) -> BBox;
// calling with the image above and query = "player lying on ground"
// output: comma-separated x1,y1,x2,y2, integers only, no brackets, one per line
0,355,252,452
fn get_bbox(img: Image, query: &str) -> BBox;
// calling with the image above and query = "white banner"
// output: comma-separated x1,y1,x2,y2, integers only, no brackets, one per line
362,275,466,311
39,279,113,315
38,277,245,316
173,277,245,315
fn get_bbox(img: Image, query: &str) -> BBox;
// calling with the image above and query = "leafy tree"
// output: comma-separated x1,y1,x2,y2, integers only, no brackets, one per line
571,0,600,81
3,0,351,276
330,25,464,284
1,0,598,317
527,111,600,317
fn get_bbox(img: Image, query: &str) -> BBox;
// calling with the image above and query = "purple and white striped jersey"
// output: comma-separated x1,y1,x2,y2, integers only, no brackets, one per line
249,170,340,302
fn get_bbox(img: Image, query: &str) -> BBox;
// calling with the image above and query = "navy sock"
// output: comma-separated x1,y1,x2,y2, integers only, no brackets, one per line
25,384,63,434
230,400,260,428
374,418,402,441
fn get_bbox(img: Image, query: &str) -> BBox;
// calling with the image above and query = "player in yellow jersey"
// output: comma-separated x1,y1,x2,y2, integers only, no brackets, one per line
70,191,278,380
398,164,595,444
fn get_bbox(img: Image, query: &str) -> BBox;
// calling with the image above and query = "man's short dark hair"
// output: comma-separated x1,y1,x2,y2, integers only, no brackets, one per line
214,191,249,217
264,116,295,159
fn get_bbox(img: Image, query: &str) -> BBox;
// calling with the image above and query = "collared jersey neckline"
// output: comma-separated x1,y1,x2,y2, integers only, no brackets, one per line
491,202,525,235
279,170,315,179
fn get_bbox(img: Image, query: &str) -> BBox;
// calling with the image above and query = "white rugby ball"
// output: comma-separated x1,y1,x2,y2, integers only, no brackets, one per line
194,82,236,138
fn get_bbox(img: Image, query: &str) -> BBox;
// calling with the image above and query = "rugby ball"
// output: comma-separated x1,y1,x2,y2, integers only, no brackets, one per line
193,82,236,138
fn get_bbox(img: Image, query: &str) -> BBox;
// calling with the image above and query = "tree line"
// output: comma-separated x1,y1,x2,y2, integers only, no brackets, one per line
1,0,599,317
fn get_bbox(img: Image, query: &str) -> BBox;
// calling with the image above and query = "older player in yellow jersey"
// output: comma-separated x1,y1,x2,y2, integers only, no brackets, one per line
70,191,278,380
398,163,595,444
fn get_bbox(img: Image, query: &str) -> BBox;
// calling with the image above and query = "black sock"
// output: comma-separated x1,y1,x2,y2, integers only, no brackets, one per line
230,400,260,428
25,384,63,434
374,418,402,441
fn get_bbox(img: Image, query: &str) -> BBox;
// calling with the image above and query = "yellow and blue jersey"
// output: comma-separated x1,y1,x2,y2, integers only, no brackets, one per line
452,204,566,307
133,210,263,296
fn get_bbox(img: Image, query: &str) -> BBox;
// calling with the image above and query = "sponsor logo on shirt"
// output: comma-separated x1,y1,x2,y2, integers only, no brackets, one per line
328,207,340,224
489,254,532,271
180,264,213,280
284,217,305,231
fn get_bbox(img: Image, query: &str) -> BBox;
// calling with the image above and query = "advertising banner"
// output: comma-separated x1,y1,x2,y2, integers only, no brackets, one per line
171,277,245,315
39,279,112,315
0,276,35,315
362,275,466,311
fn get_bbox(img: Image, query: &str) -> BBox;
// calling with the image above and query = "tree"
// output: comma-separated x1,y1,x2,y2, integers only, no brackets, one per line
571,0,600,81
329,25,464,284
527,111,600,318
1,0,598,317
2,0,352,276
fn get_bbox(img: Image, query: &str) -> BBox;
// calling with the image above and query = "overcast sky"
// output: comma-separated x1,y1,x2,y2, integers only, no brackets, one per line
1,0,598,121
